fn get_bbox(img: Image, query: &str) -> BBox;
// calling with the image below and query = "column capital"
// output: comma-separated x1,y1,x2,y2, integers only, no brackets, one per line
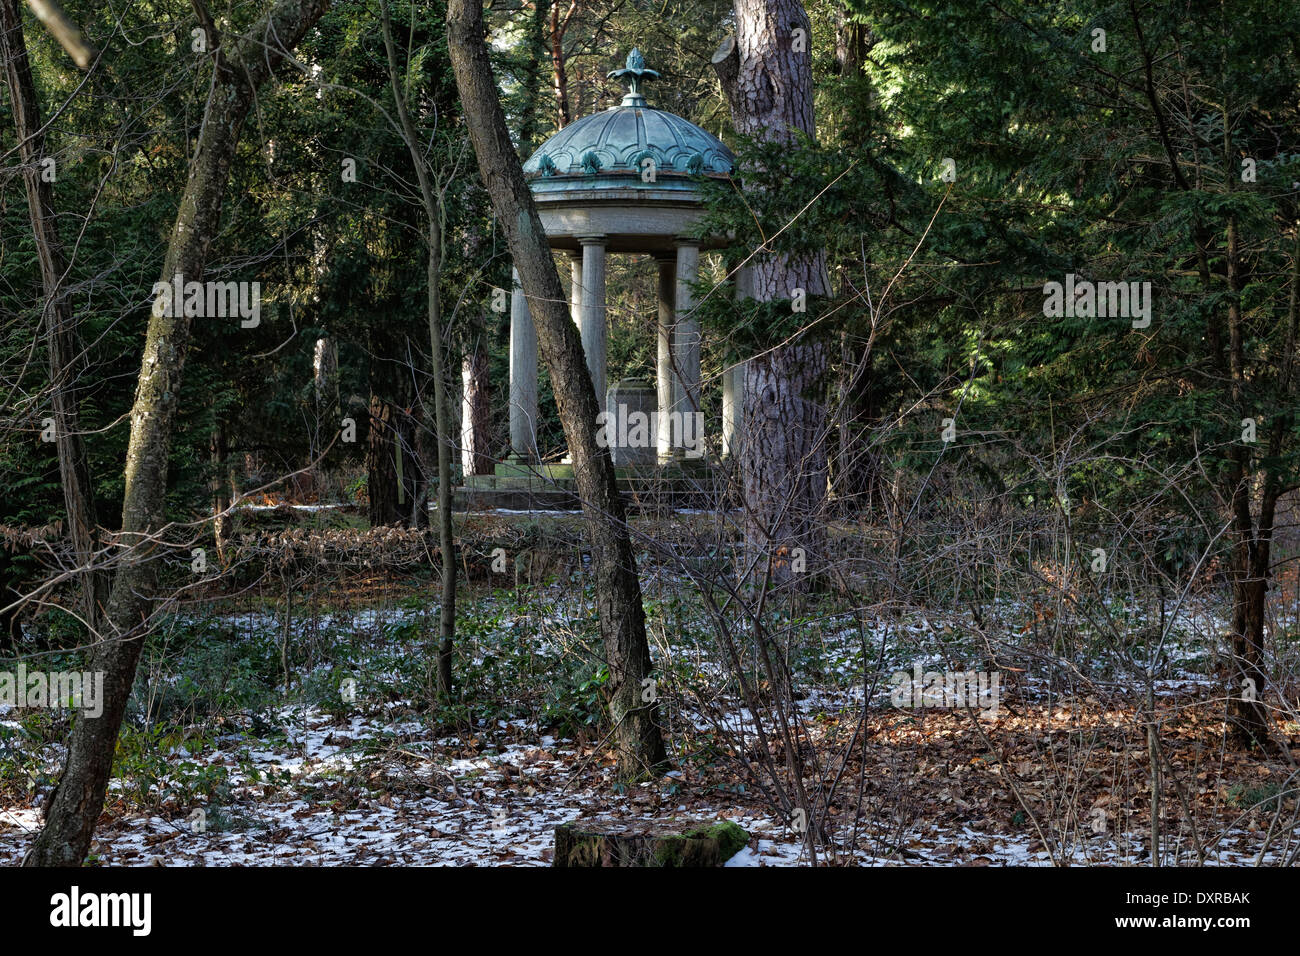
576,234,607,246
673,237,702,249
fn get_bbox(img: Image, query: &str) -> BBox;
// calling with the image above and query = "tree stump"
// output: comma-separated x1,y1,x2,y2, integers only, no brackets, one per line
553,819,749,867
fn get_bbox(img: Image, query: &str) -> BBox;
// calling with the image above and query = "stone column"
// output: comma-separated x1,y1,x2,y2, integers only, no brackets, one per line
673,240,702,456
655,256,676,460
722,364,740,458
722,263,749,458
578,235,608,412
508,266,538,461
569,254,583,327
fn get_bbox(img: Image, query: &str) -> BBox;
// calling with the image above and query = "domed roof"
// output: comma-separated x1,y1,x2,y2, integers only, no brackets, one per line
522,49,733,187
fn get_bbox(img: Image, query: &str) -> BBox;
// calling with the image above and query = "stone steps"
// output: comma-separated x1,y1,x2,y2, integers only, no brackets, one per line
455,463,730,512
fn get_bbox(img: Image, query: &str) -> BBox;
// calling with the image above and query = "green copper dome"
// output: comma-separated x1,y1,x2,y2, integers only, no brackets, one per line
522,49,733,189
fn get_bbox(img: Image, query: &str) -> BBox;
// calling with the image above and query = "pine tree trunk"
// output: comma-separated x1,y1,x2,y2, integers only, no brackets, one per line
550,1,574,128
448,0,666,778
714,0,830,589
23,0,331,867
742,345,828,584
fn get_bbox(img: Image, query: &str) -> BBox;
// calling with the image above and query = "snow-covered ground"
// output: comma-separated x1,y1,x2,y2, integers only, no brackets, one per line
0,705,810,866
4,699,1293,866
3,578,1299,866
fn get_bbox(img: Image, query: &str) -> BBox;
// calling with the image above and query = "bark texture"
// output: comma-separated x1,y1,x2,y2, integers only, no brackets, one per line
714,0,830,587
742,345,828,578
447,0,666,778
366,391,405,526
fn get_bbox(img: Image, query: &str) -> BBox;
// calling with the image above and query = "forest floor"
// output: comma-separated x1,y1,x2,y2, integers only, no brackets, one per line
3,700,1295,866
3,507,1300,866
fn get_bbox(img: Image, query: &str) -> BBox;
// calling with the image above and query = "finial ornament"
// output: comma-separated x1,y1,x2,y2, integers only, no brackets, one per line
607,47,660,107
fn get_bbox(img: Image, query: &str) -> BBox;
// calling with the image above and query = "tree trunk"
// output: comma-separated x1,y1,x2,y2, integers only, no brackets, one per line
380,0,455,699
312,333,339,496
366,329,423,528
1219,123,1273,750
742,345,828,583
550,1,576,128
1227,566,1270,748
367,393,404,526
461,317,494,475
1233,226,1300,748
0,544,25,654
447,0,666,779
24,0,331,867
833,3,871,76
713,0,830,589
210,418,230,564
410,408,432,530
1,0,104,630
831,324,882,512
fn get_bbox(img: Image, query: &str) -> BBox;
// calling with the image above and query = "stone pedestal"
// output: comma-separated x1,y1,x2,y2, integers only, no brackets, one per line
605,378,658,467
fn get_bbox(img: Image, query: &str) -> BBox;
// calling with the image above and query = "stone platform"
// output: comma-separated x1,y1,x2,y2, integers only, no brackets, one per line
456,459,728,512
